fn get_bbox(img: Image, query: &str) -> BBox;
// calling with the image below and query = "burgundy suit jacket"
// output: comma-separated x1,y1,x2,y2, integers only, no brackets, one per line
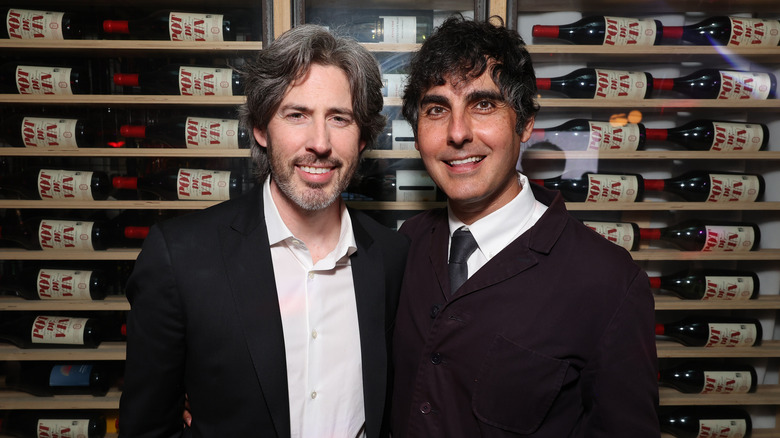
391,183,659,437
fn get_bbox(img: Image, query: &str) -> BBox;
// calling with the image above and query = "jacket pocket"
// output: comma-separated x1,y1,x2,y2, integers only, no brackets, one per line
472,334,572,434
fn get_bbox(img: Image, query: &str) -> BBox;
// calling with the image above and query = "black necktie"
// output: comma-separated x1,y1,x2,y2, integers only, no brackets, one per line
449,227,478,294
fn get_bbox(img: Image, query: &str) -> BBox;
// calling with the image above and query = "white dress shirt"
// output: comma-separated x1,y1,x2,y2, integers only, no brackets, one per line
448,173,548,280
263,177,366,438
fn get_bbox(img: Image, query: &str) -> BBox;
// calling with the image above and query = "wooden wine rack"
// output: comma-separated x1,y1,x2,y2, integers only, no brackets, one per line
1,0,780,436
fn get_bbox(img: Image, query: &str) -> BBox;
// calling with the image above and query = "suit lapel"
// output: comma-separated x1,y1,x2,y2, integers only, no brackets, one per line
220,188,290,438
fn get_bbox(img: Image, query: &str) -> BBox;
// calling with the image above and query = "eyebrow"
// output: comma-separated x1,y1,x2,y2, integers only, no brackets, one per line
279,103,355,117
419,89,506,108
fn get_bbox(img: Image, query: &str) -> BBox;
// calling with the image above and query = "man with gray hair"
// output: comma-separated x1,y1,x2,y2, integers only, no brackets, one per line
119,24,407,437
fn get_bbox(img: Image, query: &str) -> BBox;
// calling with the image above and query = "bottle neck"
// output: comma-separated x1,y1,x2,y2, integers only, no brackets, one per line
662,26,684,40
532,25,560,39
655,323,665,335
644,128,668,141
643,179,666,192
113,176,139,190
648,276,661,289
653,78,675,91
536,78,552,91
120,125,147,138
124,226,150,239
103,20,130,34
114,73,140,87
639,228,661,241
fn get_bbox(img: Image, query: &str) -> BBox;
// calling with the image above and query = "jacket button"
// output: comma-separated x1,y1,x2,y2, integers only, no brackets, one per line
430,304,440,318
420,402,432,414
431,353,442,365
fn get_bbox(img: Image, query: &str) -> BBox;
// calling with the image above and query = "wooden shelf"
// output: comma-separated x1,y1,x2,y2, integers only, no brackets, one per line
657,340,780,358
0,200,222,210
0,40,262,52
0,147,252,157
563,202,780,211
533,99,780,111
0,388,121,410
521,151,780,161
0,95,244,105
663,431,778,438
527,45,780,62
660,385,780,406
515,0,780,13
0,249,140,261
631,250,780,261
655,295,780,311
0,296,129,311
0,342,126,361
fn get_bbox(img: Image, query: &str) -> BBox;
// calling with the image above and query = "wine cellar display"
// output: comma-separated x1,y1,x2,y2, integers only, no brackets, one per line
1,0,779,437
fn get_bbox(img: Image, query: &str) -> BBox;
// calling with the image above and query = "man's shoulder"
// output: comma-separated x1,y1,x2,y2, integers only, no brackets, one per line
157,188,259,236
349,208,409,252
398,208,447,238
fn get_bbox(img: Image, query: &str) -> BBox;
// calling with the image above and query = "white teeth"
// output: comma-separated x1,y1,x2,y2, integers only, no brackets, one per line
448,156,484,166
300,166,331,174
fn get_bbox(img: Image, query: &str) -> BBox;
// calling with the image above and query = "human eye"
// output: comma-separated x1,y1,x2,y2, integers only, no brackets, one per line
474,100,496,112
422,104,447,118
330,113,354,127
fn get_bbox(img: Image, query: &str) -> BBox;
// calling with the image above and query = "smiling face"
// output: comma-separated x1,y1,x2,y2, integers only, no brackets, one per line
416,68,534,224
254,64,365,213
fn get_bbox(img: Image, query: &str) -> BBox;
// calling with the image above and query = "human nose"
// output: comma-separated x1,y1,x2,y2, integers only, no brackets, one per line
306,117,332,156
447,109,473,147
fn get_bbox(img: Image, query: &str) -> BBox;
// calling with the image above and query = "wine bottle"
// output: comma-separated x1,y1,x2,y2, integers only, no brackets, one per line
1,266,109,300
663,16,780,47
306,7,433,44
121,116,249,149
649,269,759,300
113,64,244,96
641,220,759,251
532,15,662,46
0,168,112,200
535,68,653,99
0,115,114,148
0,315,102,348
0,410,108,438
103,10,237,41
1,8,85,39
656,316,762,347
582,221,640,251
658,406,752,438
529,173,644,202
5,361,111,395
659,362,757,393
644,120,768,152
0,62,91,95
653,68,777,99
526,119,646,151
112,168,243,201
643,171,765,202
0,216,149,250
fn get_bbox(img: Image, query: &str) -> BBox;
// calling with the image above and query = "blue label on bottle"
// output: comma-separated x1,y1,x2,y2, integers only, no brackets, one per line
48,364,92,387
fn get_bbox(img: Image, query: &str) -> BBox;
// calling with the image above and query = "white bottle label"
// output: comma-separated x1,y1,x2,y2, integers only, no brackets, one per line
701,371,752,394
37,419,91,437
396,170,437,201
37,169,95,200
21,117,79,148
717,71,772,100
583,221,636,250
184,117,240,148
702,225,755,252
706,323,758,347
706,174,761,202
728,17,780,47
703,275,755,300
594,69,647,99
176,168,232,200
36,269,93,300
710,122,764,152
698,419,748,438
585,174,639,202
38,219,95,250
602,16,657,46
30,315,87,345
382,73,408,98
15,65,73,95
6,9,65,39
178,66,234,96
587,121,641,151
168,12,224,42
380,16,416,43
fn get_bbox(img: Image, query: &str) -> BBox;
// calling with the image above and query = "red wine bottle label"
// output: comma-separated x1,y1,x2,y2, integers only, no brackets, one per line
15,65,73,95
585,174,639,202
49,364,92,386
6,9,65,40
38,418,92,436
168,12,225,42
583,221,635,250
706,174,761,202
587,121,641,151
185,117,240,149
603,16,657,46
380,16,417,43
594,69,647,99
727,17,780,47
701,370,752,394
37,169,96,200
382,73,407,98
38,219,95,250
711,122,765,152
702,225,756,252
31,315,87,345
178,66,234,96
706,322,758,347
21,117,78,148
703,275,755,300
176,168,232,200
36,268,93,299
717,71,773,100
697,418,748,437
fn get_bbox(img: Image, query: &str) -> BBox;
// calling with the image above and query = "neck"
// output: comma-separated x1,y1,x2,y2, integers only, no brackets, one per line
450,181,522,225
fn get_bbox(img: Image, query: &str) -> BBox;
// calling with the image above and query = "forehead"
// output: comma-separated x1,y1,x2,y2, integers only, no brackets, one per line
423,68,501,99
284,64,353,103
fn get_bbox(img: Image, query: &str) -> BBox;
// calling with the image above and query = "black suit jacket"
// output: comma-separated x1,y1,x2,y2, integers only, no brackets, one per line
119,186,408,437
391,183,659,437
